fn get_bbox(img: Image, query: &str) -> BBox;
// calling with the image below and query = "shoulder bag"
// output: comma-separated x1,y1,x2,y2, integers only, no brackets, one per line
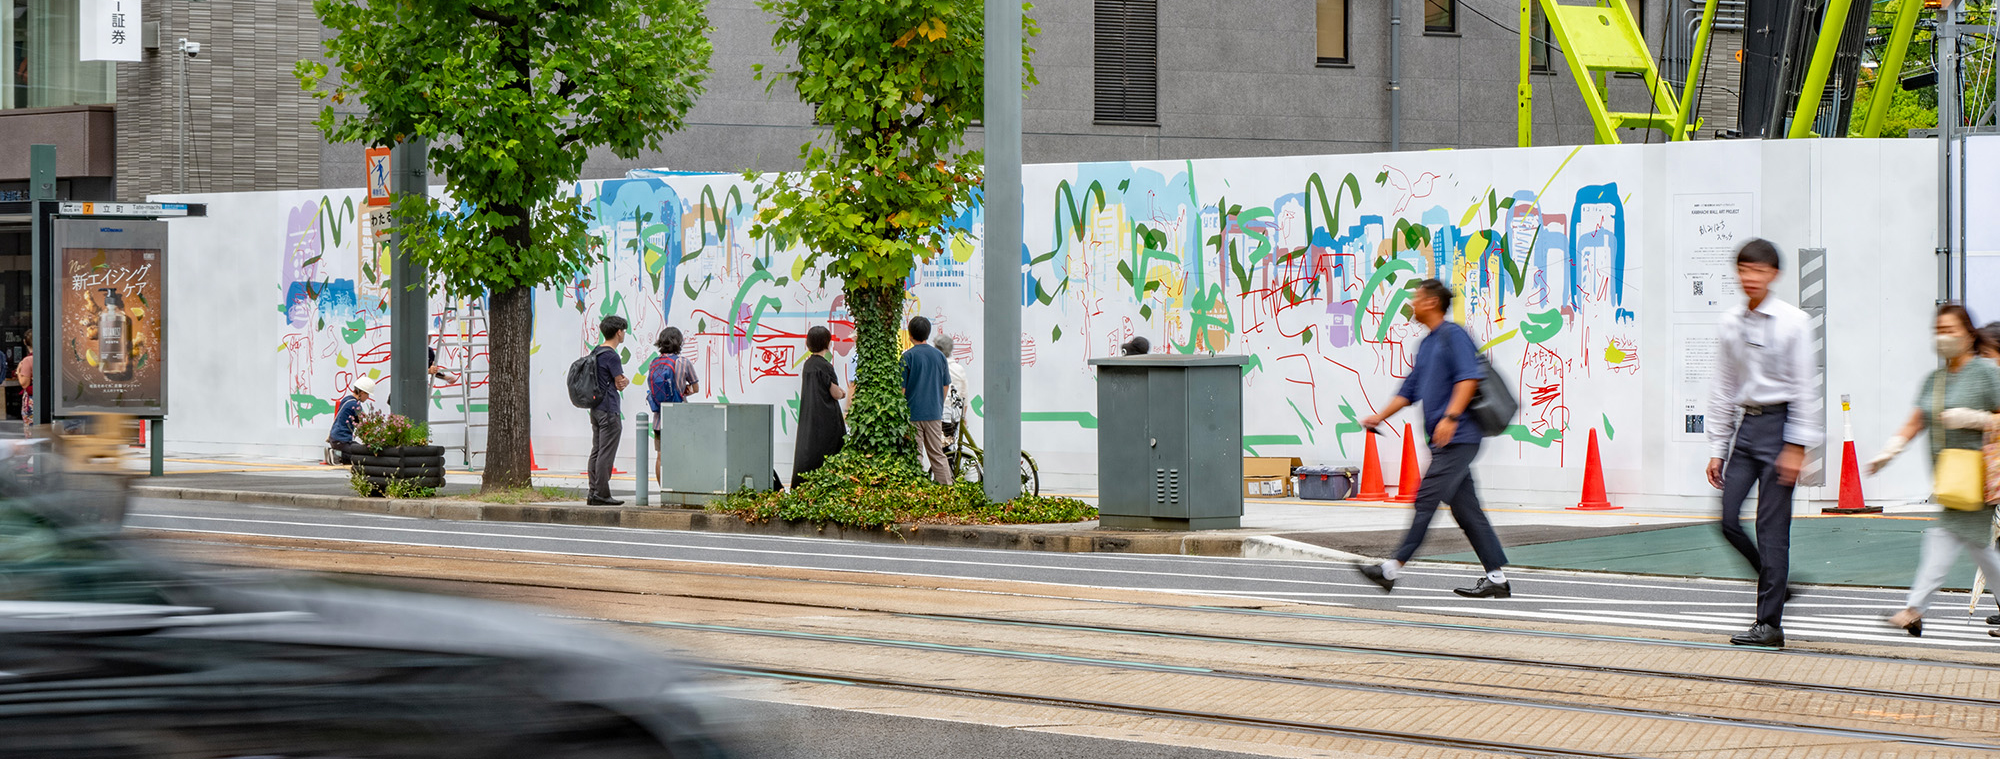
1933,372,1986,511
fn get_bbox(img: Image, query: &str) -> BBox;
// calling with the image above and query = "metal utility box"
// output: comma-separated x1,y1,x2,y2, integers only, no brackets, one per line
1086,354,1248,530
654,403,773,504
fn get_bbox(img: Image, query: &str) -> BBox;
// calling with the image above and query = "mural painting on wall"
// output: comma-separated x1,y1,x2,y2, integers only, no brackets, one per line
275,145,1641,477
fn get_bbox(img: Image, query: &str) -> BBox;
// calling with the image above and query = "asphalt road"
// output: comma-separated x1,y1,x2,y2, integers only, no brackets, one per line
126,497,2000,649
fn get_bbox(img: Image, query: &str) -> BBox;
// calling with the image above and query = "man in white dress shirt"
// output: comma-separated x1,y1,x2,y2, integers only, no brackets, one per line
1705,238,1822,648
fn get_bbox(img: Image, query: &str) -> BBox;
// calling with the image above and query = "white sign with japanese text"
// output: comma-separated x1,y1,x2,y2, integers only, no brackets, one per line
79,0,143,62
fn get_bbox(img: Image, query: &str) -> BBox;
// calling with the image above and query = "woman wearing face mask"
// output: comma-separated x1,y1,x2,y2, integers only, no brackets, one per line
1867,304,2000,637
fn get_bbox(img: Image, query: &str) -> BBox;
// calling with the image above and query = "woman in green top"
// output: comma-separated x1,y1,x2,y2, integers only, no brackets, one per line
1867,304,2000,637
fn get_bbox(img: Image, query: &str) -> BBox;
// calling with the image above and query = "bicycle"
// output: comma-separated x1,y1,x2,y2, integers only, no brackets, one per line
942,420,1040,497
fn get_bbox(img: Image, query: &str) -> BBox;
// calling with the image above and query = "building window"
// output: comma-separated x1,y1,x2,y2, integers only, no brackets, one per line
1317,0,1348,64
1425,0,1456,33
1530,1,1552,71
3,0,117,110
1094,0,1157,125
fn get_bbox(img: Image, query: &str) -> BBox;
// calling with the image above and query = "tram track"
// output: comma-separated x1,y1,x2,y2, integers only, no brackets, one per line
592,616,2000,753
710,663,1655,759
141,532,2000,756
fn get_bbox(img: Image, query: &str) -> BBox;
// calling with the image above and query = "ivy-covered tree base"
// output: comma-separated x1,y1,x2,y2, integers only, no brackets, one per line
712,450,1095,529
842,283,917,461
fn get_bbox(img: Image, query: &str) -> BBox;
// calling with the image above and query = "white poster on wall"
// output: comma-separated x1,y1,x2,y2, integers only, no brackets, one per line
79,0,143,62
1673,322,1719,442
1673,193,1754,312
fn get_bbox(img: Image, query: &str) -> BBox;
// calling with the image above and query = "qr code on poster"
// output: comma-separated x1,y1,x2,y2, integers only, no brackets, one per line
1692,280,1704,296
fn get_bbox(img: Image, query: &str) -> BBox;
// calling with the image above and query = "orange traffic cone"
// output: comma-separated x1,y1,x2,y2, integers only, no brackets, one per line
1824,394,1881,514
1391,423,1423,503
1353,428,1389,501
1568,428,1621,510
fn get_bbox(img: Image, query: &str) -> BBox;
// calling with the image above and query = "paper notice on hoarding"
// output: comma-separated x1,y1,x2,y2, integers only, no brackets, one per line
1674,323,1720,441
1673,193,1755,313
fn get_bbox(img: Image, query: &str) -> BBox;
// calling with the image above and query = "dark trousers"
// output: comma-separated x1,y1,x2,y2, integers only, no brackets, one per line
1391,441,1509,571
1718,408,1793,628
587,410,620,500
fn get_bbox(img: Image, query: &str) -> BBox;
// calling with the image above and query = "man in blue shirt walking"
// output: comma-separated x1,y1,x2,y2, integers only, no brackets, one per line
1358,278,1513,598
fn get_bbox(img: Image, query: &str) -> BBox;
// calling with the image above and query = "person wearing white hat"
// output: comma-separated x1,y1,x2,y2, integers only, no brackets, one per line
327,377,377,462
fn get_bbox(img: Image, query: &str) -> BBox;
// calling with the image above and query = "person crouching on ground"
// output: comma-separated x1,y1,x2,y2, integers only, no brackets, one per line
1357,278,1513,599
903,316,952,486
327,376,377,463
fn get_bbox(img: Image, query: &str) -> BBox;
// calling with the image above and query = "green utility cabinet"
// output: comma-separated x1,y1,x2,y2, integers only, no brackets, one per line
654,403,773,504
1086,354,1247,530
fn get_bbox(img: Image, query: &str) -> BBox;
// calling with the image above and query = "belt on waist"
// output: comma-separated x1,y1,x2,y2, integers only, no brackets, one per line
1742,402,1789,416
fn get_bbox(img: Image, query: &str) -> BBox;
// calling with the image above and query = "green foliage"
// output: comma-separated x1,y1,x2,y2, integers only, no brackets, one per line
297,0,714,298
711,451,1094,529
463,485,575,503
349,469,374,497
384,478,440,499
843,285,916,458
1850,74,1937,137
351,409,431,449
745,0,1035,462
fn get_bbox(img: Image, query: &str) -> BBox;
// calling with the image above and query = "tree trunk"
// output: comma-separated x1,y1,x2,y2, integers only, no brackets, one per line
482,284,535,491
842,282,915,463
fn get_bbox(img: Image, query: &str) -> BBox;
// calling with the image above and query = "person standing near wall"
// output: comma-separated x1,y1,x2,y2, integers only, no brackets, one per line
647,327,700,486
1704,239,1821,649
903,316,951,486
15,333,32,428
1356,279,1513,599
586,316,630,506
1868,305,2000,638
793,326,846,488
933,334,968,441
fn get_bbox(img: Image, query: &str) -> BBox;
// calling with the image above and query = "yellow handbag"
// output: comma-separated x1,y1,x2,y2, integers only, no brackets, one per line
1933,376,1987,511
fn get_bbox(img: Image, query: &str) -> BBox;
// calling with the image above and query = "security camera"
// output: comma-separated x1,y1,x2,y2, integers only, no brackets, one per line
177,38,200,57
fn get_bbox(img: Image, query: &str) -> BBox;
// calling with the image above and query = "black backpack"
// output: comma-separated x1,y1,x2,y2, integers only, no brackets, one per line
1457,329,1518,436
567,346,611,409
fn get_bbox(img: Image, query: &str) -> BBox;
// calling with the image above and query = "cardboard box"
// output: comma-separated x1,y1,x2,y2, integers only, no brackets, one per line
1243,456,1303,498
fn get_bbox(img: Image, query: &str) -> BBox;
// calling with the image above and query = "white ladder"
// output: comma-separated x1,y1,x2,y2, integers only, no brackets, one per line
428,297,490,467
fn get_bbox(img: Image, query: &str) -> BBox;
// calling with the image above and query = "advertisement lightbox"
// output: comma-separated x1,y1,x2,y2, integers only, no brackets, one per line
51,219,168,417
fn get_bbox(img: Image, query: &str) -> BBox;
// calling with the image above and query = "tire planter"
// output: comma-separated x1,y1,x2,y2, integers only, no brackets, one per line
347,444,447,496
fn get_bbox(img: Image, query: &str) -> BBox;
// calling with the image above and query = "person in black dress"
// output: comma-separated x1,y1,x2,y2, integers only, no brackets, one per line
793,326,847,488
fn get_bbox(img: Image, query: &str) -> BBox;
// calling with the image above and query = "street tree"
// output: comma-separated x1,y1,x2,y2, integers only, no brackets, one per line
297,0,713,490
749,0,1034,463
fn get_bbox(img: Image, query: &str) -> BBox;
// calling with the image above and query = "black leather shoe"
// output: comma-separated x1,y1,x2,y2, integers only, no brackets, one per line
1454,578,1512,598
1986,614,2000,626
1357,564,1395,593
1730,623,1784,647
586,497,624,506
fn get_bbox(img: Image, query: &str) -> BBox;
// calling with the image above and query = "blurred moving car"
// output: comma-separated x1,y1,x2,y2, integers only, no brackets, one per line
0,454,740,759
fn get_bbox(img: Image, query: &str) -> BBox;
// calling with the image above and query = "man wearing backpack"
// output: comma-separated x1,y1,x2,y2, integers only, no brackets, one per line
1357,279,1514,599
581,316,630,505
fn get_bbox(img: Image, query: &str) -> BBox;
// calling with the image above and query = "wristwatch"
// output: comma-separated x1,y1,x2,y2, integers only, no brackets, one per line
1444,412,1462,421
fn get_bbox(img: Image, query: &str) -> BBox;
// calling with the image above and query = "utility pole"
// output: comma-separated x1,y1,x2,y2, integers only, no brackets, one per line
983,0,1022,502
389,138,431,425
1937,1,1958,303
27,145,54,426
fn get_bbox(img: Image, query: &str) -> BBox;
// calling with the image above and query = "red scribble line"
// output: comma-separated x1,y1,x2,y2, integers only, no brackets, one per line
1529,384,1561,406
1276,352,1323,425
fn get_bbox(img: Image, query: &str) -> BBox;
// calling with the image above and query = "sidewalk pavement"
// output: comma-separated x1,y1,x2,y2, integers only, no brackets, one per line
120,453,1971,589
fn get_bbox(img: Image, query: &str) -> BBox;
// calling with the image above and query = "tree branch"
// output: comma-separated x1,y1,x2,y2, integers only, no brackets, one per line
466,5,513,25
